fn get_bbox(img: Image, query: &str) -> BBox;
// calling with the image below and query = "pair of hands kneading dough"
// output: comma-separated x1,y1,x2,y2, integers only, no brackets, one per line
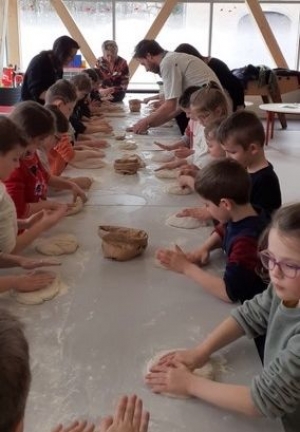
166,213,204,229
12,271,62,305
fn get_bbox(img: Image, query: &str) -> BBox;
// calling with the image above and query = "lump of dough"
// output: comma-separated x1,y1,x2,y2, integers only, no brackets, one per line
166,214,203,229
151,151,175,163
35,233,78,256
12,273,61,305
145,349,215,399
155,169,180,179
119,140,138,150
166,184,193,195
67,197,84,216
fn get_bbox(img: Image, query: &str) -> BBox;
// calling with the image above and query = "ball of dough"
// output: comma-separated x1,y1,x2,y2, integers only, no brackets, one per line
155,169,180,179
152,151,175,163
35,234,78,256
166,184,193,195
119,140,138,150
166,214,203,229
13,272,61,305
67,197,84,216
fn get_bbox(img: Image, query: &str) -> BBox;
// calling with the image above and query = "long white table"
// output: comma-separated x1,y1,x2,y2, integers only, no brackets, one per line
0,103,283,432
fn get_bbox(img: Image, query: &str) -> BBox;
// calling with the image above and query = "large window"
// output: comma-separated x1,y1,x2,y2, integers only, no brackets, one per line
19,0,300,85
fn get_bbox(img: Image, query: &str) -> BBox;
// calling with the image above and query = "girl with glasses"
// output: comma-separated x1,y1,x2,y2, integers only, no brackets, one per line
146,202,300,432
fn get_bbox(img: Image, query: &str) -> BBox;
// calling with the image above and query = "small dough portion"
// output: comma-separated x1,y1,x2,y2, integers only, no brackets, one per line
145,349,215,399
152,152,174,163
35,233,78,256
166,184,193,195
119,140,137,150
155,169,180,179
166,214,203,229
67,197,84,216
13,274,61,305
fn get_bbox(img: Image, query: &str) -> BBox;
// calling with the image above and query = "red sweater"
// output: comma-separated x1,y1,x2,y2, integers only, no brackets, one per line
5,152,50,218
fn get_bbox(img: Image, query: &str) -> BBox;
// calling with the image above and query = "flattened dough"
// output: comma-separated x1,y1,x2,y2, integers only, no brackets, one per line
166,214,203,229
119,140,137,150
67,197,84,216
152,152,174,163
13,274,61,305
145,349,215,399
166,184,193,195
155,169,180,179
36,233,78,256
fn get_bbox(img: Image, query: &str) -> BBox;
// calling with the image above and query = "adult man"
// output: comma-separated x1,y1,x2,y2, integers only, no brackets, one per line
132,39,221,134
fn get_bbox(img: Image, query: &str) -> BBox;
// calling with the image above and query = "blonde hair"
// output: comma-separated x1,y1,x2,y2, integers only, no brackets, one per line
190,81,230,118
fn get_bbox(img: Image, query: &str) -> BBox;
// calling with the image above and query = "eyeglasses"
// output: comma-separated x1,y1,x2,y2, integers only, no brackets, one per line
259,250,300,279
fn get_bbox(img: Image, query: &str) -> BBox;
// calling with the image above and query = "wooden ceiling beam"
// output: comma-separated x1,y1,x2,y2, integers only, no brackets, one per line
6,0,20,68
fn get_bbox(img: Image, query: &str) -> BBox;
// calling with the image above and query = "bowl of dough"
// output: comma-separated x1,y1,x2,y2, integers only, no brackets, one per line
113,154,145,175
98,225,148,261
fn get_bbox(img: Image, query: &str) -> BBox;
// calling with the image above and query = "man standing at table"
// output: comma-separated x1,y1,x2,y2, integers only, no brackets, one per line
132,39,221,134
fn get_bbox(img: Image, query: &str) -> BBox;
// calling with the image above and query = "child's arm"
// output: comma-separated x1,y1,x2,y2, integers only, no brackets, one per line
0,271,57,294
178,175,196,190
0,251,60,269
48,176,87,203
176,206,210,221
154,159,187,171
154,139,187,151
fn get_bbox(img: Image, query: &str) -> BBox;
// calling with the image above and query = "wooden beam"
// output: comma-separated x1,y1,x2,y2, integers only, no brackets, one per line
6,0,20,68
50,0,97,67
129,0,179,78
0,0,9,77
245,0,288,68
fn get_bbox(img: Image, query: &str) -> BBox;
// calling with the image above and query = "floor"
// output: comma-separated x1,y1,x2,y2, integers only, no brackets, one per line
261,119,300,204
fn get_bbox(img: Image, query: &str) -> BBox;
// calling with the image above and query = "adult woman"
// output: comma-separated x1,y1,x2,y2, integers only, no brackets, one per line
21,35,80,104
95,40,129,102
175,43,244,111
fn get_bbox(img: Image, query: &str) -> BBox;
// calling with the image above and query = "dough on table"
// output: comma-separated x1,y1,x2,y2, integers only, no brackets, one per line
12,273,61,305
166,213,203,229
155,169,180,179
145,349,215,399
119,140,138,150
166,184,193,195
152,151,175,163
35,233,78,256
71,159,106,169
67,197,84,216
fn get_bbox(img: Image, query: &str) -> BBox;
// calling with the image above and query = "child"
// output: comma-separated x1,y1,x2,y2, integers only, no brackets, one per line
156,158,268,304
82,68,115,107
218,111,281,219
69,74,112,138
5,101,87,219
0,308,150,432
148,203,300,432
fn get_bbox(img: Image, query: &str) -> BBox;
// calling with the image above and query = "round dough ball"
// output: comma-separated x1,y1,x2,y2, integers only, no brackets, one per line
155,169,180,179
119,140,137,150
152,151,175,163
145,349,215,399
166,184,193,195
166,214,203,229
35,234,78,256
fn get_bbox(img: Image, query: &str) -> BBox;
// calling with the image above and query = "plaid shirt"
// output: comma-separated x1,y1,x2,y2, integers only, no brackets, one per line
95,55,129,92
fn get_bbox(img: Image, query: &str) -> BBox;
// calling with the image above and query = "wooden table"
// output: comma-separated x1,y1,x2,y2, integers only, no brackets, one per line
259,103,300,145
0,104,284,432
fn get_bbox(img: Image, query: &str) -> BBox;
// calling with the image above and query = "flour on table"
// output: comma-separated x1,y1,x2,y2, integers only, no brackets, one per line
152,152,174,163
67,197,84,216
166,213,203,229
166,184,193,195
35,233,78,256
155,169,180,179
145,349,216,399
12,274,62,305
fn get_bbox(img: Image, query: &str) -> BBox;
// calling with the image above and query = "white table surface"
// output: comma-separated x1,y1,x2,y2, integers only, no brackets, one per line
0,103,283,432
259,102,300,114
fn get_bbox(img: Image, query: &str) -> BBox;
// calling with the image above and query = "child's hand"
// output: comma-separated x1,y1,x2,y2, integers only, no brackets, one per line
174,148,194,159
177,207,210,221
38,206,68,230
14,271,57,292
18,256,61,270
145,361,193,397
99,395,149,432
71,184,88,204
52,420,95,432
153,141,171,151
155,348,204,371
89,139,109,148
178,175,195,189
18,211,44,230
186,248,210,266
155,245,190,274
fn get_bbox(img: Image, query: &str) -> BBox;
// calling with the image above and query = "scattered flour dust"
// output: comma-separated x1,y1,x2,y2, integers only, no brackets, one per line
145,349,228,399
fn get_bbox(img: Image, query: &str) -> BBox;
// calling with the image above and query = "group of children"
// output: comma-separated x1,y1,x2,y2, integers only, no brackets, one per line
1,73,300,432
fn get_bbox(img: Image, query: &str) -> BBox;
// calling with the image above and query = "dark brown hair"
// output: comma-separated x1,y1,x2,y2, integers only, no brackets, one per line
133,39,165,58
195,158,250,205
9,101,55,141
45,79,77,105
178,86,201,109
217,111,265,149
70,74,92,93
190,81,230,117
52,35,79,66
0,116,28,154
0,309,31,432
